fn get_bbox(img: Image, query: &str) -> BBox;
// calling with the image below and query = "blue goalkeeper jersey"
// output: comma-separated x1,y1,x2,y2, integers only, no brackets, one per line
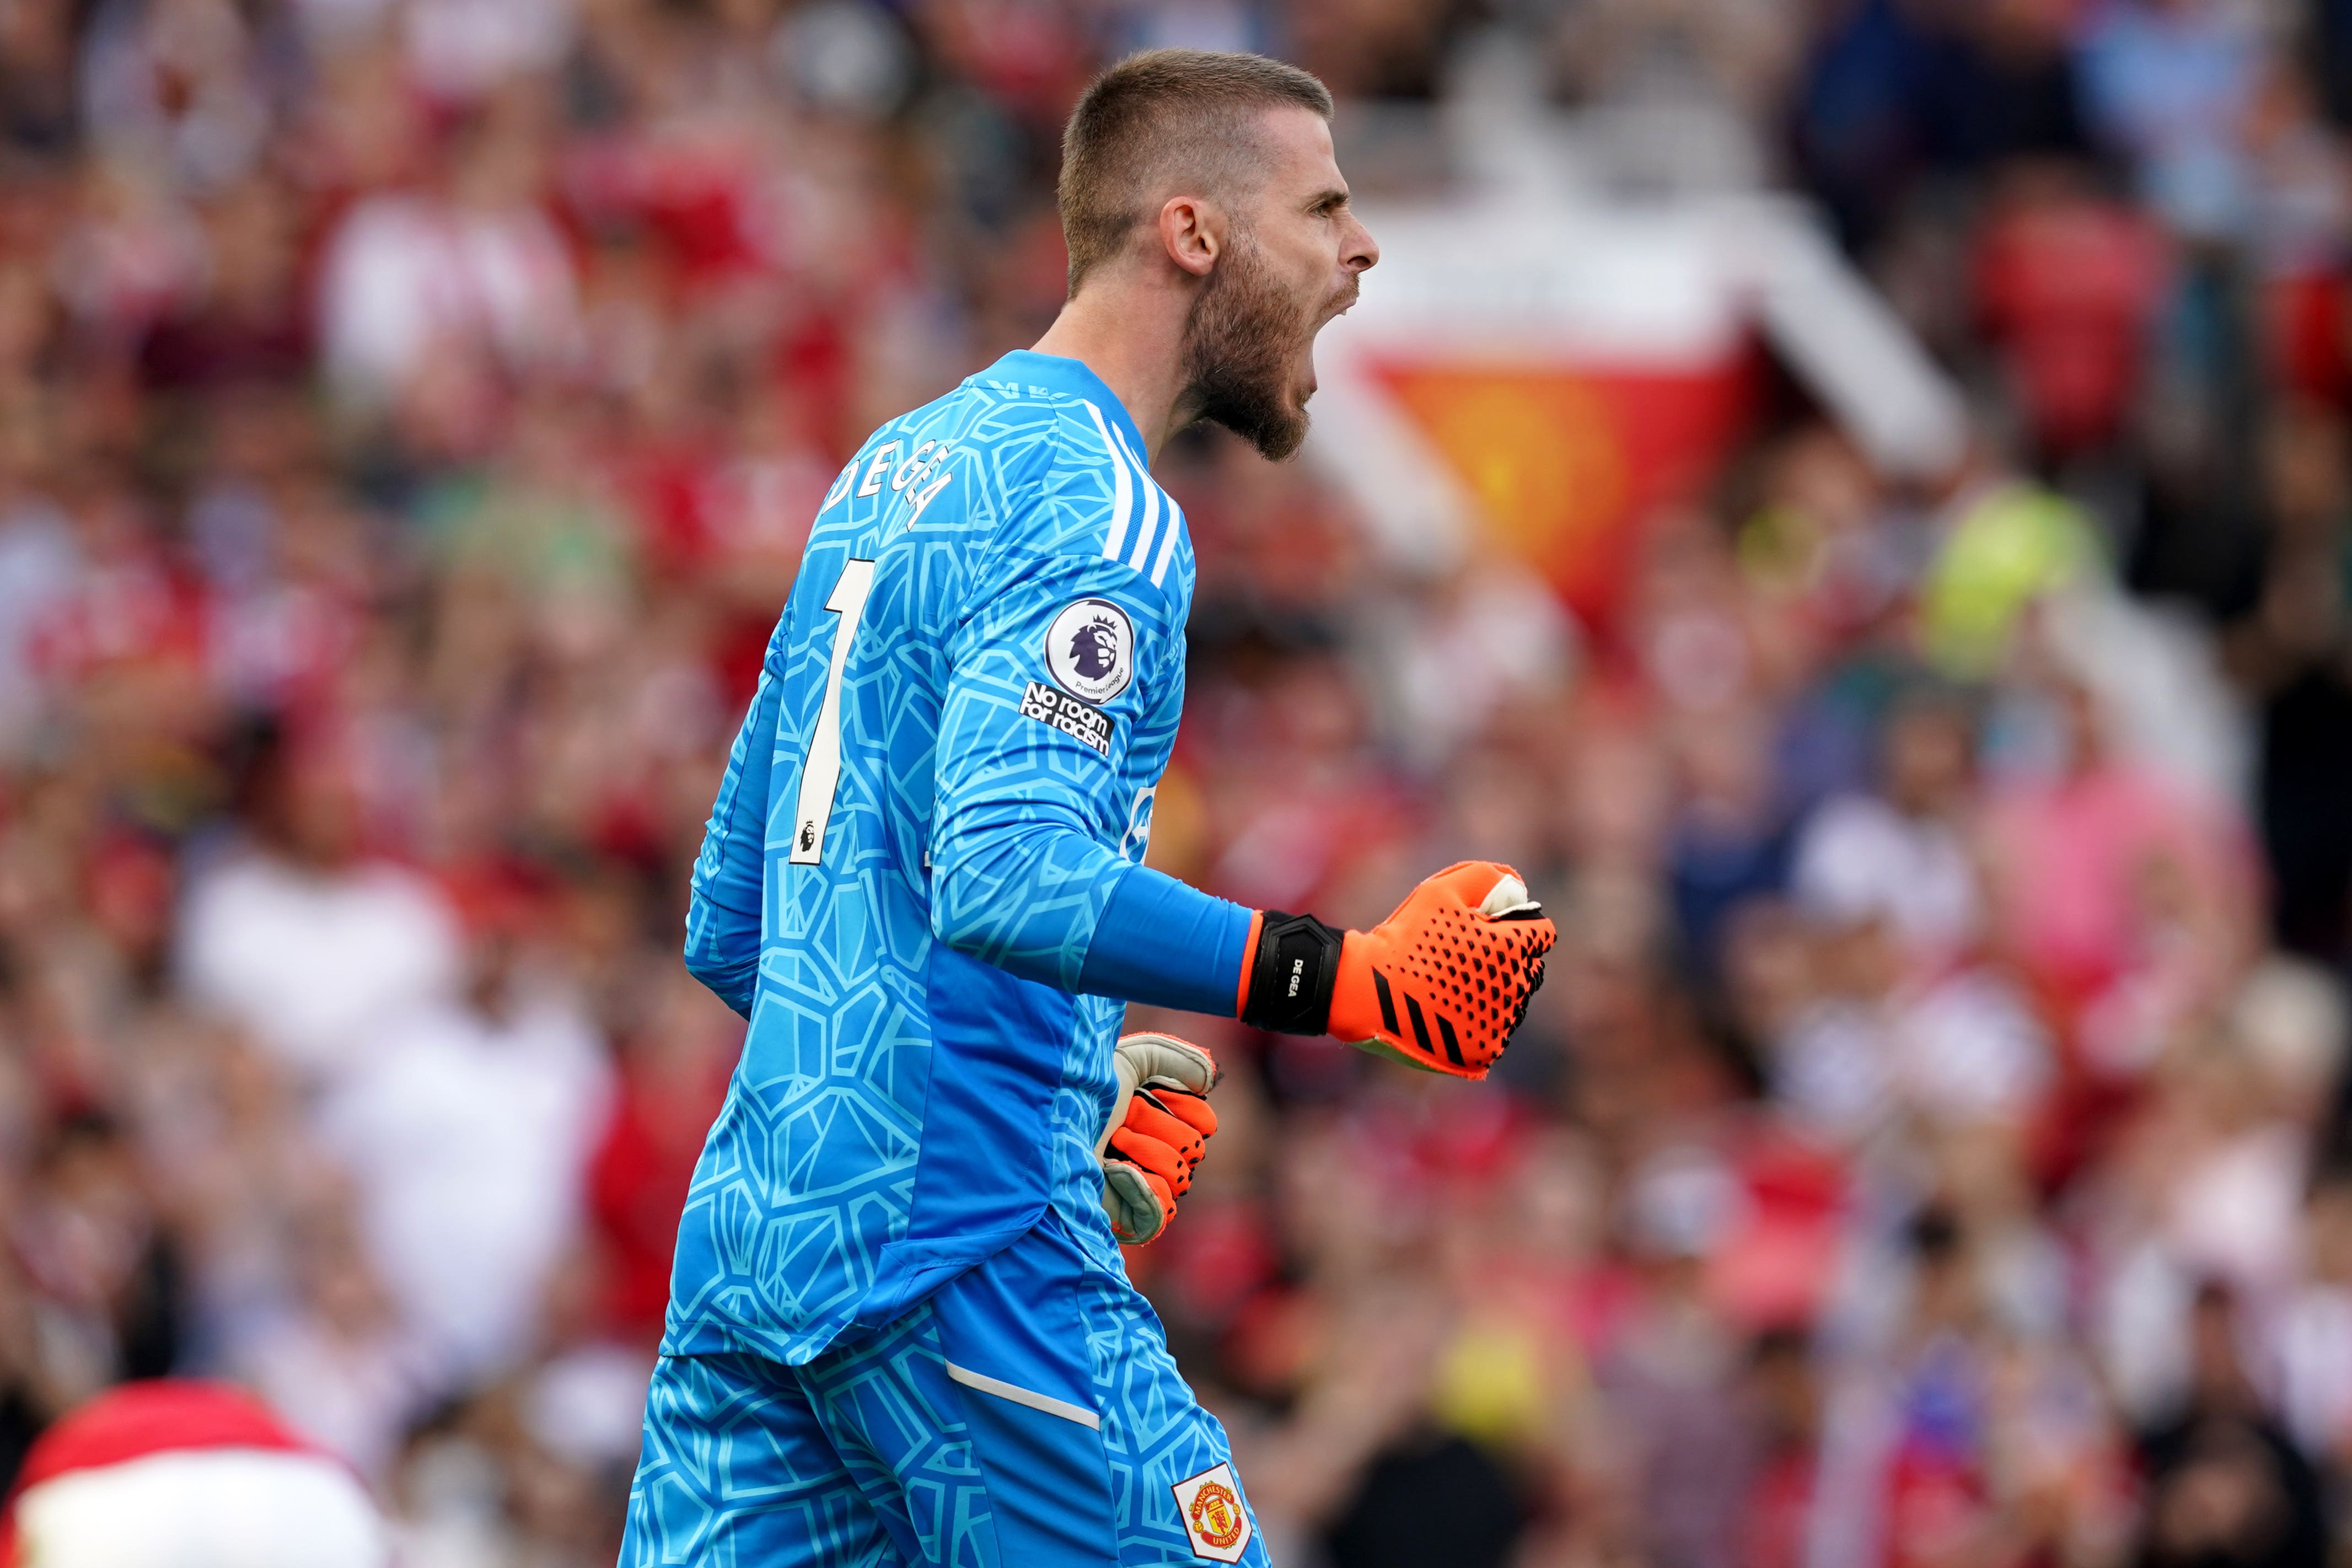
669,351,1196,1363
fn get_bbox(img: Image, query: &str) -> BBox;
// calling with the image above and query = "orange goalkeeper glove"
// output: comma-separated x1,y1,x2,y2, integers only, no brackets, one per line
1096,1032,1220,1244
1236,861,1554,1079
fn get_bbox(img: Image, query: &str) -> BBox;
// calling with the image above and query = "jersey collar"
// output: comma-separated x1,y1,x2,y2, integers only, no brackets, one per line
971,351,1147,458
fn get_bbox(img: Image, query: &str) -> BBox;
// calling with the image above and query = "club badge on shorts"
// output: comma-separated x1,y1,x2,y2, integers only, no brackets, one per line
1171,1462,1252,1563
1044,598,1134,705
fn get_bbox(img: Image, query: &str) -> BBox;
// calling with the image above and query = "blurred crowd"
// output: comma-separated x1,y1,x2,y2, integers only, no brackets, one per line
4,0,2352,1564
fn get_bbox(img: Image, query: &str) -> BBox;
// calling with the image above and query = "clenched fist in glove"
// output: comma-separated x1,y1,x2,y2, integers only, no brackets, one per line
1096,1032,1220,1245
1237,861,1554,1078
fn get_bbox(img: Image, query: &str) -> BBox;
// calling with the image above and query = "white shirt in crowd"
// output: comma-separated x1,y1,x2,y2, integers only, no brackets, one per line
316,987,613,1389
2278,1283,2352,1460
178,853,463,1088
318,194,580,406
1791,793,1982,962
1770,970,2050,1148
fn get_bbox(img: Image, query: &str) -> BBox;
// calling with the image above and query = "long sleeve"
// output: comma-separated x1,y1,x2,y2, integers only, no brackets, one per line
683,645,786,1017
929,540,1185,992
1077,863,1251,1016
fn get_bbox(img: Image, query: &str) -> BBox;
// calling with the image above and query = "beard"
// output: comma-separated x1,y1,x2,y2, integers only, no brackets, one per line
1179,228,1323,462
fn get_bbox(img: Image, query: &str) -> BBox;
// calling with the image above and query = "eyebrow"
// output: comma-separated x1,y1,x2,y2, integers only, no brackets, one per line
1307,186,1350,211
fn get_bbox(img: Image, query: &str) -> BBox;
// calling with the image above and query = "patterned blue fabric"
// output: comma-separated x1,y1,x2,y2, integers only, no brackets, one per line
670,351,1198,1364
622,1217,1269,1567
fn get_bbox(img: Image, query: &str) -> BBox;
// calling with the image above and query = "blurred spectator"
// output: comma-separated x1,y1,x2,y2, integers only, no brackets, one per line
1973,166,2170,465
176,727,461,1089
0,1378,392,1567
1791,683,1983,970
1737,1328,1825,1568
1981,642,2256,1070
2227,402,2352,958
317,100,581,411
316,877,610,1392
2138,1282,2328,1568
1597,1145,1759,1568
224,1205,431,1479
2076,0,2266,244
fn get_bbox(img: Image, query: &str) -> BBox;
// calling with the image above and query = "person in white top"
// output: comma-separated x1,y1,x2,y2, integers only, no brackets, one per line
1791,685,1985,968
178,727,461,1092
315,877,613,1393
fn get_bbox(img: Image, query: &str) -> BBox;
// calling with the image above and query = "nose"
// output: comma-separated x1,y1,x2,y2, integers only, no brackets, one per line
1345,213,1378,274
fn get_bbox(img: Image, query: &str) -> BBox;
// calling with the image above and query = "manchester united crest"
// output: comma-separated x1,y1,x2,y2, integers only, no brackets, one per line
1190,1482,1243,1549
1170,1462,1252,1562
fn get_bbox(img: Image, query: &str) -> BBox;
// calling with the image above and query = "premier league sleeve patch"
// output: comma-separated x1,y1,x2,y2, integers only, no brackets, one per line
1170,1462,1253,1563
1044,598,1135,705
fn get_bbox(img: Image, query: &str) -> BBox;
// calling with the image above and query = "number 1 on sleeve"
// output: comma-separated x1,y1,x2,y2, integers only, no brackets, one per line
789,559,877,866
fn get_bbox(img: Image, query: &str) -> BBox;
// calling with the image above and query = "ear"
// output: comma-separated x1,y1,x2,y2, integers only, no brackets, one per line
1155,194,1223,281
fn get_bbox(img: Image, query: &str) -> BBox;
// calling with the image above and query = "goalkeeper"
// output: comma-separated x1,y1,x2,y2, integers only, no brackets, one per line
622,46,1555,1568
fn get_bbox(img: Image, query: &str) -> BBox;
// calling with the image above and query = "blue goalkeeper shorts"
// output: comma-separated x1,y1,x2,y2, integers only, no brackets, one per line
619,1213,1267,1567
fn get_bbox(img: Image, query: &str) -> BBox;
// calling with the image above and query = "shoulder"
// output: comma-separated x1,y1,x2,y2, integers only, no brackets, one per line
842,378,1193,609
978,395,1188,589
957,385,1129,505
847,375,1109,476
824,378,1113,502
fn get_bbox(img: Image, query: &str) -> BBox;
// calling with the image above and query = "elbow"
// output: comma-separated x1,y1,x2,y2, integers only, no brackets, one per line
682,949,758,1020
683,899,760,1017
680,938,729,990
926,817,1114,991
927,828,1053,973
682,945,753,1020
926,846,996,959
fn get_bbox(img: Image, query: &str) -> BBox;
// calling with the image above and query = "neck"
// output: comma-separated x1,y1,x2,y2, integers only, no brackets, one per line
1032,283,1195,461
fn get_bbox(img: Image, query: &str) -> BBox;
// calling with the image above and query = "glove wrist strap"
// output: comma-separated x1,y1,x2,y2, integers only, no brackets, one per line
1240,910,1343,1035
